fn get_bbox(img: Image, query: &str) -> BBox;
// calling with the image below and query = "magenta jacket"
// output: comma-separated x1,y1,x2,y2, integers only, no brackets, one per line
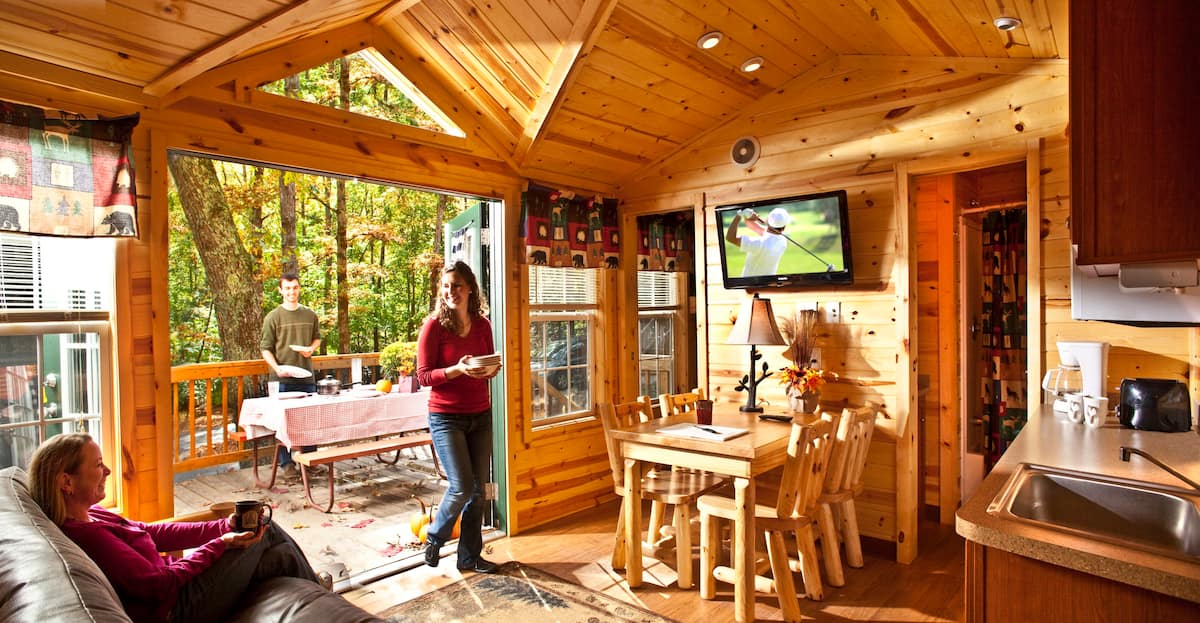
417,314,494,414
61,506,230,623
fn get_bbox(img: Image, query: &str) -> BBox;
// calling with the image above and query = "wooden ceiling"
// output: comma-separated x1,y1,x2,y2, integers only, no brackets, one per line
0,0,1068,191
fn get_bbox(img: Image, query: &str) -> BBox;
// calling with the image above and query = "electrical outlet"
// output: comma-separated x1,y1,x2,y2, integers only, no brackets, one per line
824,302,841,324
484,482,498,500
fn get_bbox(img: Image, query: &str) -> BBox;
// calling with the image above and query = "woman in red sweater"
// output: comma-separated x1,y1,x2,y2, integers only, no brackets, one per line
28,433,327,623
416,261,502,573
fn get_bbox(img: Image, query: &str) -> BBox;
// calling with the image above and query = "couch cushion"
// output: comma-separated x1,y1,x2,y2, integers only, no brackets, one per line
226,577,384,623
0,466,132,623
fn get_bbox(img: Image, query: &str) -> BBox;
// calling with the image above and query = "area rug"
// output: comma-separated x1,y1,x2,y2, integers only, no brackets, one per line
380,562,678,623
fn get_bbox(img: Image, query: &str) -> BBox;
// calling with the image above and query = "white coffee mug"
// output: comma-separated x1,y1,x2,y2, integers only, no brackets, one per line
268,381,279,397
1084,395,1109,428
1065,393,1086,423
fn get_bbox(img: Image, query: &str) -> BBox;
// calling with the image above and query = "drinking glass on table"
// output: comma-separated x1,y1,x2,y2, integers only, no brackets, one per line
268,381,279,398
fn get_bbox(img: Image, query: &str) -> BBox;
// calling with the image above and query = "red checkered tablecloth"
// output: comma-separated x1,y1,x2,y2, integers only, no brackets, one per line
239,388,431,448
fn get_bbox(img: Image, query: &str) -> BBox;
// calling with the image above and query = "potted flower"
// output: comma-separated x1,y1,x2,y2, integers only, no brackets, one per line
379,341,419,392
776,308,835,413
779,364,831,413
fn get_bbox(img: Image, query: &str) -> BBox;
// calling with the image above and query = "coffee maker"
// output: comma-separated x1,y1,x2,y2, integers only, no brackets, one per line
1043,341,1110,412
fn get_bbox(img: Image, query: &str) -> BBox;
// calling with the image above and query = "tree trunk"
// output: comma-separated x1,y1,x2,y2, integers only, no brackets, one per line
432,194,447,301
167,154,263,361
279,174,298,275
336,57,350,353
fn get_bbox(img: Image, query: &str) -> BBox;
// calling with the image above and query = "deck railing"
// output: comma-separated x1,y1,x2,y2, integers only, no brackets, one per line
169,353,382,473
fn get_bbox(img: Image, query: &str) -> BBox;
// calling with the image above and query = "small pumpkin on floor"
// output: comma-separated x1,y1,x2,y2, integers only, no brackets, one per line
410,496,461,542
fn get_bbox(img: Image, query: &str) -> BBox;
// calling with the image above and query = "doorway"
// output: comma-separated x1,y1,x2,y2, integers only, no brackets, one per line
915,160,1029,522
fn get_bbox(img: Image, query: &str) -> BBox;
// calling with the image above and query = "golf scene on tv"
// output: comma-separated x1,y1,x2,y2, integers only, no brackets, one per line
715,189,853,289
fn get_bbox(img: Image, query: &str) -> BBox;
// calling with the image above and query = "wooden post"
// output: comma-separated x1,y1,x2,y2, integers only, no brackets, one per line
894,161,919,564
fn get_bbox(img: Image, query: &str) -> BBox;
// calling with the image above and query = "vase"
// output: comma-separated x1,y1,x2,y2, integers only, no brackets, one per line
789,391,820,414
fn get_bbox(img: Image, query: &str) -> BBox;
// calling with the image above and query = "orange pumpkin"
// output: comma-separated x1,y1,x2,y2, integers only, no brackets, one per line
409,496,433,542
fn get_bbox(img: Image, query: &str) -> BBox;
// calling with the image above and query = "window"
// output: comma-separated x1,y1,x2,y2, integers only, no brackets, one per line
637,271,680,397
0,234,115,481
529,266,597,424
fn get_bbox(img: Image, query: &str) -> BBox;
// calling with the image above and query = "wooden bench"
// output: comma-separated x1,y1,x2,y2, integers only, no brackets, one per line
293,433,434,512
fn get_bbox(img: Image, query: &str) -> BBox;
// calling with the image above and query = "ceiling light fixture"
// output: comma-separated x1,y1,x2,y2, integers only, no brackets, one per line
740,57,764,73
697,31,723,49
993,16,1022,31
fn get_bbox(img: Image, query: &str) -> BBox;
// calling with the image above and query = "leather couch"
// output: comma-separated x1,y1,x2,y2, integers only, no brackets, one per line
0,467,384,622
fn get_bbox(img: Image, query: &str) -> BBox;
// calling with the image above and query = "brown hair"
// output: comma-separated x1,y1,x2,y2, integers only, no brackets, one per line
29,433,93,525
434,261,488,334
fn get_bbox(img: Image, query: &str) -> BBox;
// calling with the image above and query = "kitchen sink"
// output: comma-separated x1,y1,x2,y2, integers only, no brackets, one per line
988,463,1200,561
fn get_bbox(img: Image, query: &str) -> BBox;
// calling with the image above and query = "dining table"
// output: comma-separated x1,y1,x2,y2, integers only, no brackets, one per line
610,407,799,623
238,387,434,490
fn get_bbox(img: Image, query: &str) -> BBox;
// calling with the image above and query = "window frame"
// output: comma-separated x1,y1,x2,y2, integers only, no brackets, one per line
527,266,600,429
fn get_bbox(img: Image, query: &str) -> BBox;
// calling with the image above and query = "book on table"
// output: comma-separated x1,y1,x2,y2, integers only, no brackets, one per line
657,422,748,441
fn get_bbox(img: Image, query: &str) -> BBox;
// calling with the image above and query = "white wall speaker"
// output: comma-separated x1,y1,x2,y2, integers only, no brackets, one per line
730,136,760,168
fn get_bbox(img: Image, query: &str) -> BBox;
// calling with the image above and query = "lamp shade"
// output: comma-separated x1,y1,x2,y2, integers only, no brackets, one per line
727,294,786,346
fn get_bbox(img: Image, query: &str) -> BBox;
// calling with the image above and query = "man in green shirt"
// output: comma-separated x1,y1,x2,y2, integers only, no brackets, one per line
260,270,321,477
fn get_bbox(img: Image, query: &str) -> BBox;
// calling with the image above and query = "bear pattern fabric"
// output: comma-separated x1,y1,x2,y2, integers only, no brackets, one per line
0,99,138,238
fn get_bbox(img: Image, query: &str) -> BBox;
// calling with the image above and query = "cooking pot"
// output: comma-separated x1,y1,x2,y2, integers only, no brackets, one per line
317,374,341,396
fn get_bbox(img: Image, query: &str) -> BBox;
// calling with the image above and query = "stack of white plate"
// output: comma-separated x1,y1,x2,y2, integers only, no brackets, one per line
466,353,502,374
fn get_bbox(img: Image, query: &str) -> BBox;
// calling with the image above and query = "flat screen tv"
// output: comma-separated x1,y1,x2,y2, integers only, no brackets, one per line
715,190,853,289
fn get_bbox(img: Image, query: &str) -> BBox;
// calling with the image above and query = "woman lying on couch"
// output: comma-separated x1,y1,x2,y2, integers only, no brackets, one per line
28,433,329,623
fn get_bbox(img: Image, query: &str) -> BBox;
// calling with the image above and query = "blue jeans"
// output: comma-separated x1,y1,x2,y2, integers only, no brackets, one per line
427,410,492,564
277,380,316,466
170,522,317,623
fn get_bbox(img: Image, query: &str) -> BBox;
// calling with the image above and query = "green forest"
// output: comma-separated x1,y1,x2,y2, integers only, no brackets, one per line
166,54,474,366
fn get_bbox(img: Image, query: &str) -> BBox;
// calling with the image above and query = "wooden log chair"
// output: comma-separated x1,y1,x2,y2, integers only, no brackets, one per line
657,387,706,419
697,415,838,622
653,388,712,538
814,404,879,586
599,398,728,589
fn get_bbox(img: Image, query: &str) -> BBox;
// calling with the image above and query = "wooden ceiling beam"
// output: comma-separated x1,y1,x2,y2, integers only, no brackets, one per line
144,0,356,98
367,0,422,26
156,21,375,108
0,50,156,109
513,0,619,166
835,55,1068,76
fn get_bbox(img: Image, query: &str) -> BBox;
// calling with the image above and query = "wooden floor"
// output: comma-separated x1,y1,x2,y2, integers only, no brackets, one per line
345,499,966,623
174,447,447,581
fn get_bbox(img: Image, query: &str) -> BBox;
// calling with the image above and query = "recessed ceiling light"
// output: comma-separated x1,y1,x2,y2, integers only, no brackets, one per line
697,31,723,49
993,16,1022,31
740,57,764,73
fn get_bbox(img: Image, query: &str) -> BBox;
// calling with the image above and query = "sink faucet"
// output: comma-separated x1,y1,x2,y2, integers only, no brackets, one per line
1119,446,1200,492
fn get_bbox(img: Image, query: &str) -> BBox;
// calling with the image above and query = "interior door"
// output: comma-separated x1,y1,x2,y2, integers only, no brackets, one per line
445,199,508,531
959,215,985,502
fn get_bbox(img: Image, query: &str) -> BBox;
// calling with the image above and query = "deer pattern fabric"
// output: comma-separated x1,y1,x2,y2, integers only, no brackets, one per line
0,99,138,237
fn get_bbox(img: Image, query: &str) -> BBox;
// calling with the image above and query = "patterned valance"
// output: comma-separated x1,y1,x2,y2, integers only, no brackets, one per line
635,212,693,272
0,101,139,238
520,184,618,268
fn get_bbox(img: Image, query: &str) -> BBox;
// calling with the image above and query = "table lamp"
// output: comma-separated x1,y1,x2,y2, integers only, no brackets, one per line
726,293,786,412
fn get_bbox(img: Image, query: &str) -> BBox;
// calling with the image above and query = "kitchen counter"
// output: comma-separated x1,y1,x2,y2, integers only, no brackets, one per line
956,405,1200,603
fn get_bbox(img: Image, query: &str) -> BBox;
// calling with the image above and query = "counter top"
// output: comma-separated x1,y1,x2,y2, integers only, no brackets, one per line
956,406,1200,603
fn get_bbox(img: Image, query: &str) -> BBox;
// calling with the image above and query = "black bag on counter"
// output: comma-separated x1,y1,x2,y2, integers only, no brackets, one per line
1117,378,1192,432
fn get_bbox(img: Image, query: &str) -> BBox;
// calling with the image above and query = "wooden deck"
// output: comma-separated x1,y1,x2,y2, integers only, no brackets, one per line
345,501,966,622
173,446,448,581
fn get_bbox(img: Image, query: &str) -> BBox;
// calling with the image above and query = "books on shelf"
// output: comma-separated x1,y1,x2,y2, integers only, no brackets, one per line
657,422,748,441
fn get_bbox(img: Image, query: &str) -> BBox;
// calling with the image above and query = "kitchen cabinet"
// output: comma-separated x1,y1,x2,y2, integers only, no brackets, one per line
965,542,1196,623
1070,0,1200,265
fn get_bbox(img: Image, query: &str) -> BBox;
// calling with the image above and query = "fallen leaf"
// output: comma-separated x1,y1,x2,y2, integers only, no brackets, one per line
270,487,289,494
350,519,374,529
321,522,333,528
380,543,405,557
293,523,307,529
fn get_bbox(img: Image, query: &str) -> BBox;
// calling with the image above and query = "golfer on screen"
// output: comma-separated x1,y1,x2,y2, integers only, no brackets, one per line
725,207,791,276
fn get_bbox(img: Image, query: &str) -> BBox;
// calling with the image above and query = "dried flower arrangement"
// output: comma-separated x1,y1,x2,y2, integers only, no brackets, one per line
776,308,834,396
